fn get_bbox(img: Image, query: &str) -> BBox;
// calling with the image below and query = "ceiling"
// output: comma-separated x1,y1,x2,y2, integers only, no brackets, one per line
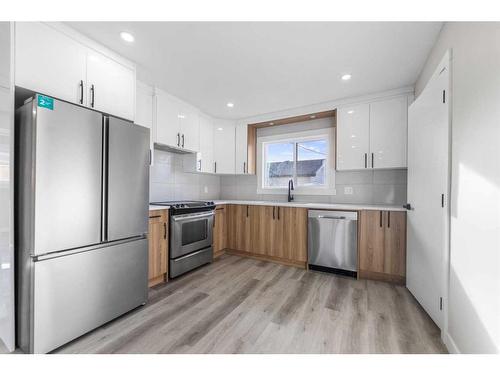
67,22,442,120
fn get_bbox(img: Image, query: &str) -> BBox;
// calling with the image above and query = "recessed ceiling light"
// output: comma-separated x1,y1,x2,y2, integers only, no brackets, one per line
347,110,354,114
177,114,185,119
217,127,223,131
310,115,316,119
120,32,135,43
269,122,274,125
226,102,234,108
341,74,352,81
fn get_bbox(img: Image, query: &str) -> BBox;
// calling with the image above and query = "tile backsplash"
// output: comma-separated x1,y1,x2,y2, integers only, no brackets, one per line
150,149,407,206
219,170,407,206
149,149,221,202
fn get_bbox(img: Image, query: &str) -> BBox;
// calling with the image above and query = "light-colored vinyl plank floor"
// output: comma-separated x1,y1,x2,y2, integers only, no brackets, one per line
54,254,447,354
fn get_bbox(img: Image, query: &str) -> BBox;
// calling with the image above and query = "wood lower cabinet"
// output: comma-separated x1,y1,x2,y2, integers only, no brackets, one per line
226,204,307,268
227,204,252,253
148,209,168,287
359,210,406,284
281,207,308,263
213,205,227,257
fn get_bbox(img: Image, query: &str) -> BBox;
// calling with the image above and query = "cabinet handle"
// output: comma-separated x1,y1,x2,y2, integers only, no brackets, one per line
176,133,180,147
387,212,391,228
278,207,280,220
90,84,95,108
214,162,217,173
371,153,374,168
182,134,185,148
273,206,275,220
243,162,246,174
163,222,167,239
198,159,202,171
379,211,383,227
246,205,249,218
79,80,84,105
364,153,367,168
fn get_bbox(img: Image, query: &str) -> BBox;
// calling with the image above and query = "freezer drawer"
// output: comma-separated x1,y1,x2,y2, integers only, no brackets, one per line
29,238,148,353
308,210,358,275
169,246,213,278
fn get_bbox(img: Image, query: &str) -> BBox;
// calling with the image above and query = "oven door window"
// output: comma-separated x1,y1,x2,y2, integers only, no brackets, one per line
181,219,208,246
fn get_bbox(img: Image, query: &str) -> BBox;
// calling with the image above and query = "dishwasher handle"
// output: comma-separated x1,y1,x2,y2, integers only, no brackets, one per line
317,215,348,220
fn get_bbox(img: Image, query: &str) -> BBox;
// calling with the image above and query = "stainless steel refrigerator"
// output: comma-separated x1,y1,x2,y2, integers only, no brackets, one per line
15,94,150,353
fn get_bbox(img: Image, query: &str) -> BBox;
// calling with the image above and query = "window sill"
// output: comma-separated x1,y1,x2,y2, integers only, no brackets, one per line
256,187,337,196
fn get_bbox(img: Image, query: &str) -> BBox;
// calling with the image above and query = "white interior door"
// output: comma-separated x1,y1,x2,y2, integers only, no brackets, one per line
406,52,450,329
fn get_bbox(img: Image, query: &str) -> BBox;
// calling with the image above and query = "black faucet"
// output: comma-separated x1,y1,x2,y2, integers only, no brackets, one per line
288,179,294,202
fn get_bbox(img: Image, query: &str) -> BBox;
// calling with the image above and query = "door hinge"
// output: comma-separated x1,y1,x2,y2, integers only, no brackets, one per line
441,194,445,208
442,90,446,104
439,297,443,311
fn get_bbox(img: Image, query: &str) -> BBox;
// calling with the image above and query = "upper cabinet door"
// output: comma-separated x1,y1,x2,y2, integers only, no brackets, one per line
235,123,248,174
336,104,370,170
86,51,135,121
369,97,408,169
15,22,87,105
135,81,153,129
213,120,235,174
198,114,214,172
178,104,199,152
155,90,181,147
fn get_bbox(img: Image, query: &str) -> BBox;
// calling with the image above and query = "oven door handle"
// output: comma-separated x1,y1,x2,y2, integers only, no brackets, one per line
171,211,215,222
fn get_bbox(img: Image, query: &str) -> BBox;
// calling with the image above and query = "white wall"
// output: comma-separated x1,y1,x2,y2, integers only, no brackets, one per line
0,22,14,353
415,22,500,354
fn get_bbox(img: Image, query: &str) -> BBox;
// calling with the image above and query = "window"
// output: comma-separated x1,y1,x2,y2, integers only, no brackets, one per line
258,128,335,195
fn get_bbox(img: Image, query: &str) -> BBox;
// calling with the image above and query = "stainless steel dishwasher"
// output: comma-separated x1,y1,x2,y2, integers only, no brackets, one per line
308,210,358,277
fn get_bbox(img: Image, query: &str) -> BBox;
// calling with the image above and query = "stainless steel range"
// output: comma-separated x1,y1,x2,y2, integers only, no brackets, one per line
151,201,216,278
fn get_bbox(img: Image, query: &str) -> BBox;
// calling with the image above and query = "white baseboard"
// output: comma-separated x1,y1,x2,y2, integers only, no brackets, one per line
443,331,461,354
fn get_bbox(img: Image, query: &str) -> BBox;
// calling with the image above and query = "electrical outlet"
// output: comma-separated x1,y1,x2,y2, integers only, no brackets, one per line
344,186,354,195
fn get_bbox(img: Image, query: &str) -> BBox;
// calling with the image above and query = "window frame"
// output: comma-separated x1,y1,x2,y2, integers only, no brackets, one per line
257,128,336,195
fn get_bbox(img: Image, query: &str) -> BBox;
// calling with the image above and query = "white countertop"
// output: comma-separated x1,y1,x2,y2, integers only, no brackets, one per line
212,200,406,212
149,201,405,211
149,204,170,211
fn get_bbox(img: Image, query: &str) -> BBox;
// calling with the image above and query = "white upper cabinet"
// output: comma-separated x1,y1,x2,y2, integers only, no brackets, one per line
213,120,235,174
155,89,200,152
135,81,154,129
369,96,408,169
197,114,214,173
178,103,199,152
336,95,408,170
15,22,136,120
135,81,154,163
155,89,181,147
235,123,248,174
15,22,87,105
86,51,135,121
336,104,370,170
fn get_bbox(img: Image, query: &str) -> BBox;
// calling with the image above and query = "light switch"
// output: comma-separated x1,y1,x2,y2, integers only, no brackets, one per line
344,186,354,195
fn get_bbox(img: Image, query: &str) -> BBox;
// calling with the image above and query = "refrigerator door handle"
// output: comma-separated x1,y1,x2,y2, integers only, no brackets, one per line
101,116,109,242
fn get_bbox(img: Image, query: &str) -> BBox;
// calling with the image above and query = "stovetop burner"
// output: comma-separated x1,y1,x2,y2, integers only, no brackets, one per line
151,200,215,211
